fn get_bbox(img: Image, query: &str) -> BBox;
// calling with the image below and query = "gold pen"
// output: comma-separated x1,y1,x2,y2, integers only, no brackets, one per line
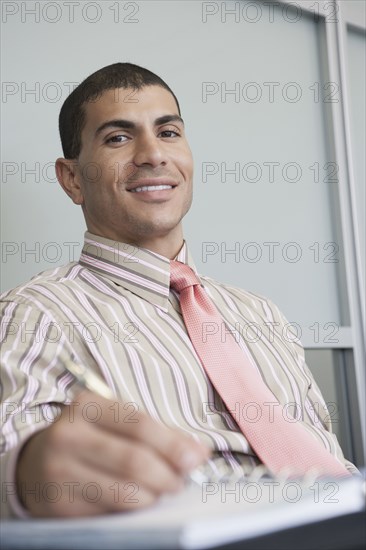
64,359,114,400
64,358,208,486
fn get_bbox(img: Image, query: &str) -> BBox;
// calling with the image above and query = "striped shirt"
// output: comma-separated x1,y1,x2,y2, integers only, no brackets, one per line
0,232,357,517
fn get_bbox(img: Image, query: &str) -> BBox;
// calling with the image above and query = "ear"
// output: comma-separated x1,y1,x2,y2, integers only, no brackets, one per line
55,158,84,205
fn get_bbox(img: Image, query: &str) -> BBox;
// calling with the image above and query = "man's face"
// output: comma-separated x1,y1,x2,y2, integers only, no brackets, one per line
71,85,193,248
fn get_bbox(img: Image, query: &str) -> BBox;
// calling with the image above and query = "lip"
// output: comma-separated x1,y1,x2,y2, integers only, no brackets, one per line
126,179,178,192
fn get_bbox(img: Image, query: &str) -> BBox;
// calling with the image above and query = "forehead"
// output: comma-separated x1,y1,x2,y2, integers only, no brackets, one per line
82,85,179,130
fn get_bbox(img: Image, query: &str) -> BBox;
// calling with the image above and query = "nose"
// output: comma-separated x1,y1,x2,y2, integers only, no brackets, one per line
132,131,167,167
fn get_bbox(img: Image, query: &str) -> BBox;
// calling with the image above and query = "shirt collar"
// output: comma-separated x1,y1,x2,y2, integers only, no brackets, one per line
79,231,199,312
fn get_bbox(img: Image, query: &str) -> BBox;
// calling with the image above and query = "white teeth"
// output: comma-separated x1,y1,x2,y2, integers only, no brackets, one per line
130,185,173,193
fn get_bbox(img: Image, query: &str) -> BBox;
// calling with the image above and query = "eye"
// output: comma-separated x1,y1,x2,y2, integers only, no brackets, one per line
106,134,129,144
159,129,181,138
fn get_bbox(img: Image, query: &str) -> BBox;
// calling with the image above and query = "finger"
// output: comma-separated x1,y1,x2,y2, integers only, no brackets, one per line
29,457,156,517
73,421,185,496
74,391,211,475
58,458,157,514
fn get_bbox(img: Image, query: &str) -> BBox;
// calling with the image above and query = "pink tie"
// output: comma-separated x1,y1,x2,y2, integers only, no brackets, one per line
170,260,350,478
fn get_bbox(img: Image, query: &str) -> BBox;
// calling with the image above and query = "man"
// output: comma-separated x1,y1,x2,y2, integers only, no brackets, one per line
0,63,358,519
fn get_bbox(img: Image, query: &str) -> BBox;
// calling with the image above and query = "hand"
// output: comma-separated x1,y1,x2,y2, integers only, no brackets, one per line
16,390,211,517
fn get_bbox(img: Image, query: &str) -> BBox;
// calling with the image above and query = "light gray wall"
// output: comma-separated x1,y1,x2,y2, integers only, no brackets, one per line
1,0,365,465
1,1,350,332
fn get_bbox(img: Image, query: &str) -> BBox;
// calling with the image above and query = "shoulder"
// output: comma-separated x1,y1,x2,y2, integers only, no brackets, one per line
199,273,306,360
199,273,277,318
0,261,82,309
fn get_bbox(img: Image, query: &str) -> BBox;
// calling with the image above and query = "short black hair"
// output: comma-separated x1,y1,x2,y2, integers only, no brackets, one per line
59,62,181,159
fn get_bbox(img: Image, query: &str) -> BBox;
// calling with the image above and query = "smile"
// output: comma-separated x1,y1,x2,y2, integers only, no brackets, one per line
130,185,174,193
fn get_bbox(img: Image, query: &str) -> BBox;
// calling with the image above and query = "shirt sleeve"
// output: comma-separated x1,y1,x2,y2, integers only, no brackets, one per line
0,299,78,517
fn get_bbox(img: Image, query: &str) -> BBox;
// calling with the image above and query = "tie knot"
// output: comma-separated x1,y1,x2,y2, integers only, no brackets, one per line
170,260,201,292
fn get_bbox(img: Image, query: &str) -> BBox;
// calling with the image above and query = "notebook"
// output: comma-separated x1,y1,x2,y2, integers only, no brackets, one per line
2,473,365,549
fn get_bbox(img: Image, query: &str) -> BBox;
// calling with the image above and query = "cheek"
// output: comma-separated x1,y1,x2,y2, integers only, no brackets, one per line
179,149,194,179
110,160,136,183
82,159,117,189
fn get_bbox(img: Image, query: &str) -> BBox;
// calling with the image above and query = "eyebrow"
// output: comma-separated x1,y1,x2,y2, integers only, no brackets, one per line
95,115,185,137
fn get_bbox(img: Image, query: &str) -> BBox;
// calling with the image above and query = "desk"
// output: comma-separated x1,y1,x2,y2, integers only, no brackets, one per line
1,511,365,550
219,511,366,550
2,474,365,550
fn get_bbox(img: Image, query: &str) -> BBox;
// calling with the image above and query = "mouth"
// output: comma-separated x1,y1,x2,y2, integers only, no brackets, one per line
129,184,174,193
126,179,178,193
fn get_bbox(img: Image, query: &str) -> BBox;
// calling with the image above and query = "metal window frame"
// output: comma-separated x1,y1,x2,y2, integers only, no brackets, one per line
276,0,366,463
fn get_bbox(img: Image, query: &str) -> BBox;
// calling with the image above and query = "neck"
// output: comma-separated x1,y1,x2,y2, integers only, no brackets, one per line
87,226,185,260
133,233,185,259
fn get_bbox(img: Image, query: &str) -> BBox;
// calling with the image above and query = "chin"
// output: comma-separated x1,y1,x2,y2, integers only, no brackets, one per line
136,214,182,232
142,222,179,237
